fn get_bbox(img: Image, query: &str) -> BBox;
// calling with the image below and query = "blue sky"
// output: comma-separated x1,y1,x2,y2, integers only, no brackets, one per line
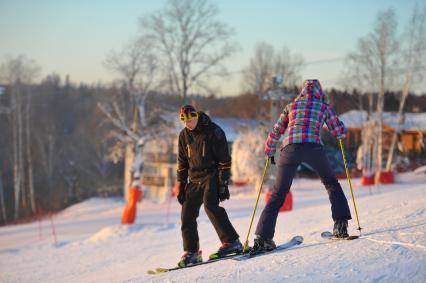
0,0,420,95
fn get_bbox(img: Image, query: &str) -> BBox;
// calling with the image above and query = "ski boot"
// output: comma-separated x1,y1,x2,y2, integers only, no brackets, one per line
177,250,202,267
209,239,243,259
250,235,276,256
333,219,349,238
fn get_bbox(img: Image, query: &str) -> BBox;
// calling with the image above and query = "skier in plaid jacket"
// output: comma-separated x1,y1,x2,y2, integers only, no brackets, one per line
265,79,347,155
252,79,353,253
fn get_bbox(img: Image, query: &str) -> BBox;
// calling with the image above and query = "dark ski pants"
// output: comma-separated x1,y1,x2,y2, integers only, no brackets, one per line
181,175,239,252
255,143,352,240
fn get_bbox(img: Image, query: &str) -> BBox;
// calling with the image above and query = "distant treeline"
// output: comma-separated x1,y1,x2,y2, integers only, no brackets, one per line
194,88,426,119
0,78,425,224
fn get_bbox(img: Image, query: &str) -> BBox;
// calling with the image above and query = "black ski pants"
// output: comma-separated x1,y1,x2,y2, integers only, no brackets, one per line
181,174,239,252
255,143,352,240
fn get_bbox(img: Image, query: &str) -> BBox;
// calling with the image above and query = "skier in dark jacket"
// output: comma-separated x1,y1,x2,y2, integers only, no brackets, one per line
176,105,242,267
251,79,353,253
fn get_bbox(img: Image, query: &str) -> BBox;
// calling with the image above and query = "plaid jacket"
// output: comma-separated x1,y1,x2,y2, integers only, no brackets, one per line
265,80,347,157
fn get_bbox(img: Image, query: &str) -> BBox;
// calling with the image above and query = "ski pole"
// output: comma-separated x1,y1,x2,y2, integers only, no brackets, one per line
339,139,362,234
242,158,270,253
49,212,57,245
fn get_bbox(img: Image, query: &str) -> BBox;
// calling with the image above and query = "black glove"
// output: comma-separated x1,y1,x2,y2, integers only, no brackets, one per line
269,156,275,165
177,182,187,205
218,180,230,202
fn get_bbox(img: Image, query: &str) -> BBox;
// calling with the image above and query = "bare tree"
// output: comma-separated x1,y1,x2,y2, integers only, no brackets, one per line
25,84,36,214
371,10,399,175
0,55,40,218
139,0,237,101
104,37,157,128
342,9,399,176
103,37,160,197
386,6,426,171
0,171,6,223
241,42,304,96
274,47,305,89
241,42,275,96
344,45,379,117
37,134,57,195
0,88,10,223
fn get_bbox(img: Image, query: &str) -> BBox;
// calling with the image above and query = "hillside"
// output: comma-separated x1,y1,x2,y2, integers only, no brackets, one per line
0,173,425,283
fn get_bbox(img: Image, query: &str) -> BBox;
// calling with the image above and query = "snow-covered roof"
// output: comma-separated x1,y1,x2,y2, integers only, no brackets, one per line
211,117,262,142
340,110,426,131
166,113,262,142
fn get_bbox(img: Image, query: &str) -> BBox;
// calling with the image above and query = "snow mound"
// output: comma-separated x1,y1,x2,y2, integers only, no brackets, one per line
414,165,426,175
86,224,144,243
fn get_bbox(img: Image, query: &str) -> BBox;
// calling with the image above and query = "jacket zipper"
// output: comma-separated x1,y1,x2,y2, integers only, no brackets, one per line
202,141,205,157
187,144,191,159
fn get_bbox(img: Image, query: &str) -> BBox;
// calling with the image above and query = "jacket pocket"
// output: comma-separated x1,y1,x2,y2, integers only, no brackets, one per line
282,144,299,153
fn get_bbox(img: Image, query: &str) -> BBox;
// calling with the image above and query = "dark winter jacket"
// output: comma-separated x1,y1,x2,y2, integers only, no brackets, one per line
177,112,231,184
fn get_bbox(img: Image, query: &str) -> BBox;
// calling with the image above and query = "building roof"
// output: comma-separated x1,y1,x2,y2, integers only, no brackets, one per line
167,113,263,142
211,117,262,142
340,110,426,131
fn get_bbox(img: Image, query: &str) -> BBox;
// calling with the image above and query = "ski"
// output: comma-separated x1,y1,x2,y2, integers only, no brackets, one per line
147,252,242,275
147,236,304,274
321,231,359,240
232,235,303,262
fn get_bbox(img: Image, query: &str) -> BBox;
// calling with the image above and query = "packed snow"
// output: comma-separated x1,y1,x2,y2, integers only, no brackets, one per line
0,173,425,283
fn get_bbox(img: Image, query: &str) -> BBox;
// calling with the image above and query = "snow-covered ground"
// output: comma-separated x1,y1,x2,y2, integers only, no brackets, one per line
0,173,425,283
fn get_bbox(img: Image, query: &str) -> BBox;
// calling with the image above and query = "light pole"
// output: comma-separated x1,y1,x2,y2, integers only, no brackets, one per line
265,75,294,191
266,75,294,124
268,75,282,123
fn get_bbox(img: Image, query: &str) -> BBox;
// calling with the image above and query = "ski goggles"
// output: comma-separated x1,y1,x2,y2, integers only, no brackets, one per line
180,111,199,122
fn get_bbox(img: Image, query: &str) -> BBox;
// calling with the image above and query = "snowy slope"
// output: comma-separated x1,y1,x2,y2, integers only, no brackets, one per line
0,173,425,283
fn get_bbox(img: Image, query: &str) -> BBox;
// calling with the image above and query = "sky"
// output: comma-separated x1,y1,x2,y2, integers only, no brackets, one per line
0,0,422,95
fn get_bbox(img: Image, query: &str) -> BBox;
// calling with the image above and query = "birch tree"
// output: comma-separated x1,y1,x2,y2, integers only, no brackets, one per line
103,37,160,196
139,0,237,101
0,171,6,223
343,9,399,175
0,55,40,218
373,10,399,175
386,6,426,171
0,89,10,222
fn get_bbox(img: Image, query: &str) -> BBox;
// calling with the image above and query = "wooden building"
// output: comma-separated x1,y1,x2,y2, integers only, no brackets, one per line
340,110,426,154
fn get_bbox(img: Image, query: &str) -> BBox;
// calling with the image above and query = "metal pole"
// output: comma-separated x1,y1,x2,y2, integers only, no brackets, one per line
339,139,362,234
242,158,270,252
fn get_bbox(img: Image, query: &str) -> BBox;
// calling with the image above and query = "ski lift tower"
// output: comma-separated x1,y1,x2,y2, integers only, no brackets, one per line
264,75,294,190
266,75,293,124
268,75,282,123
